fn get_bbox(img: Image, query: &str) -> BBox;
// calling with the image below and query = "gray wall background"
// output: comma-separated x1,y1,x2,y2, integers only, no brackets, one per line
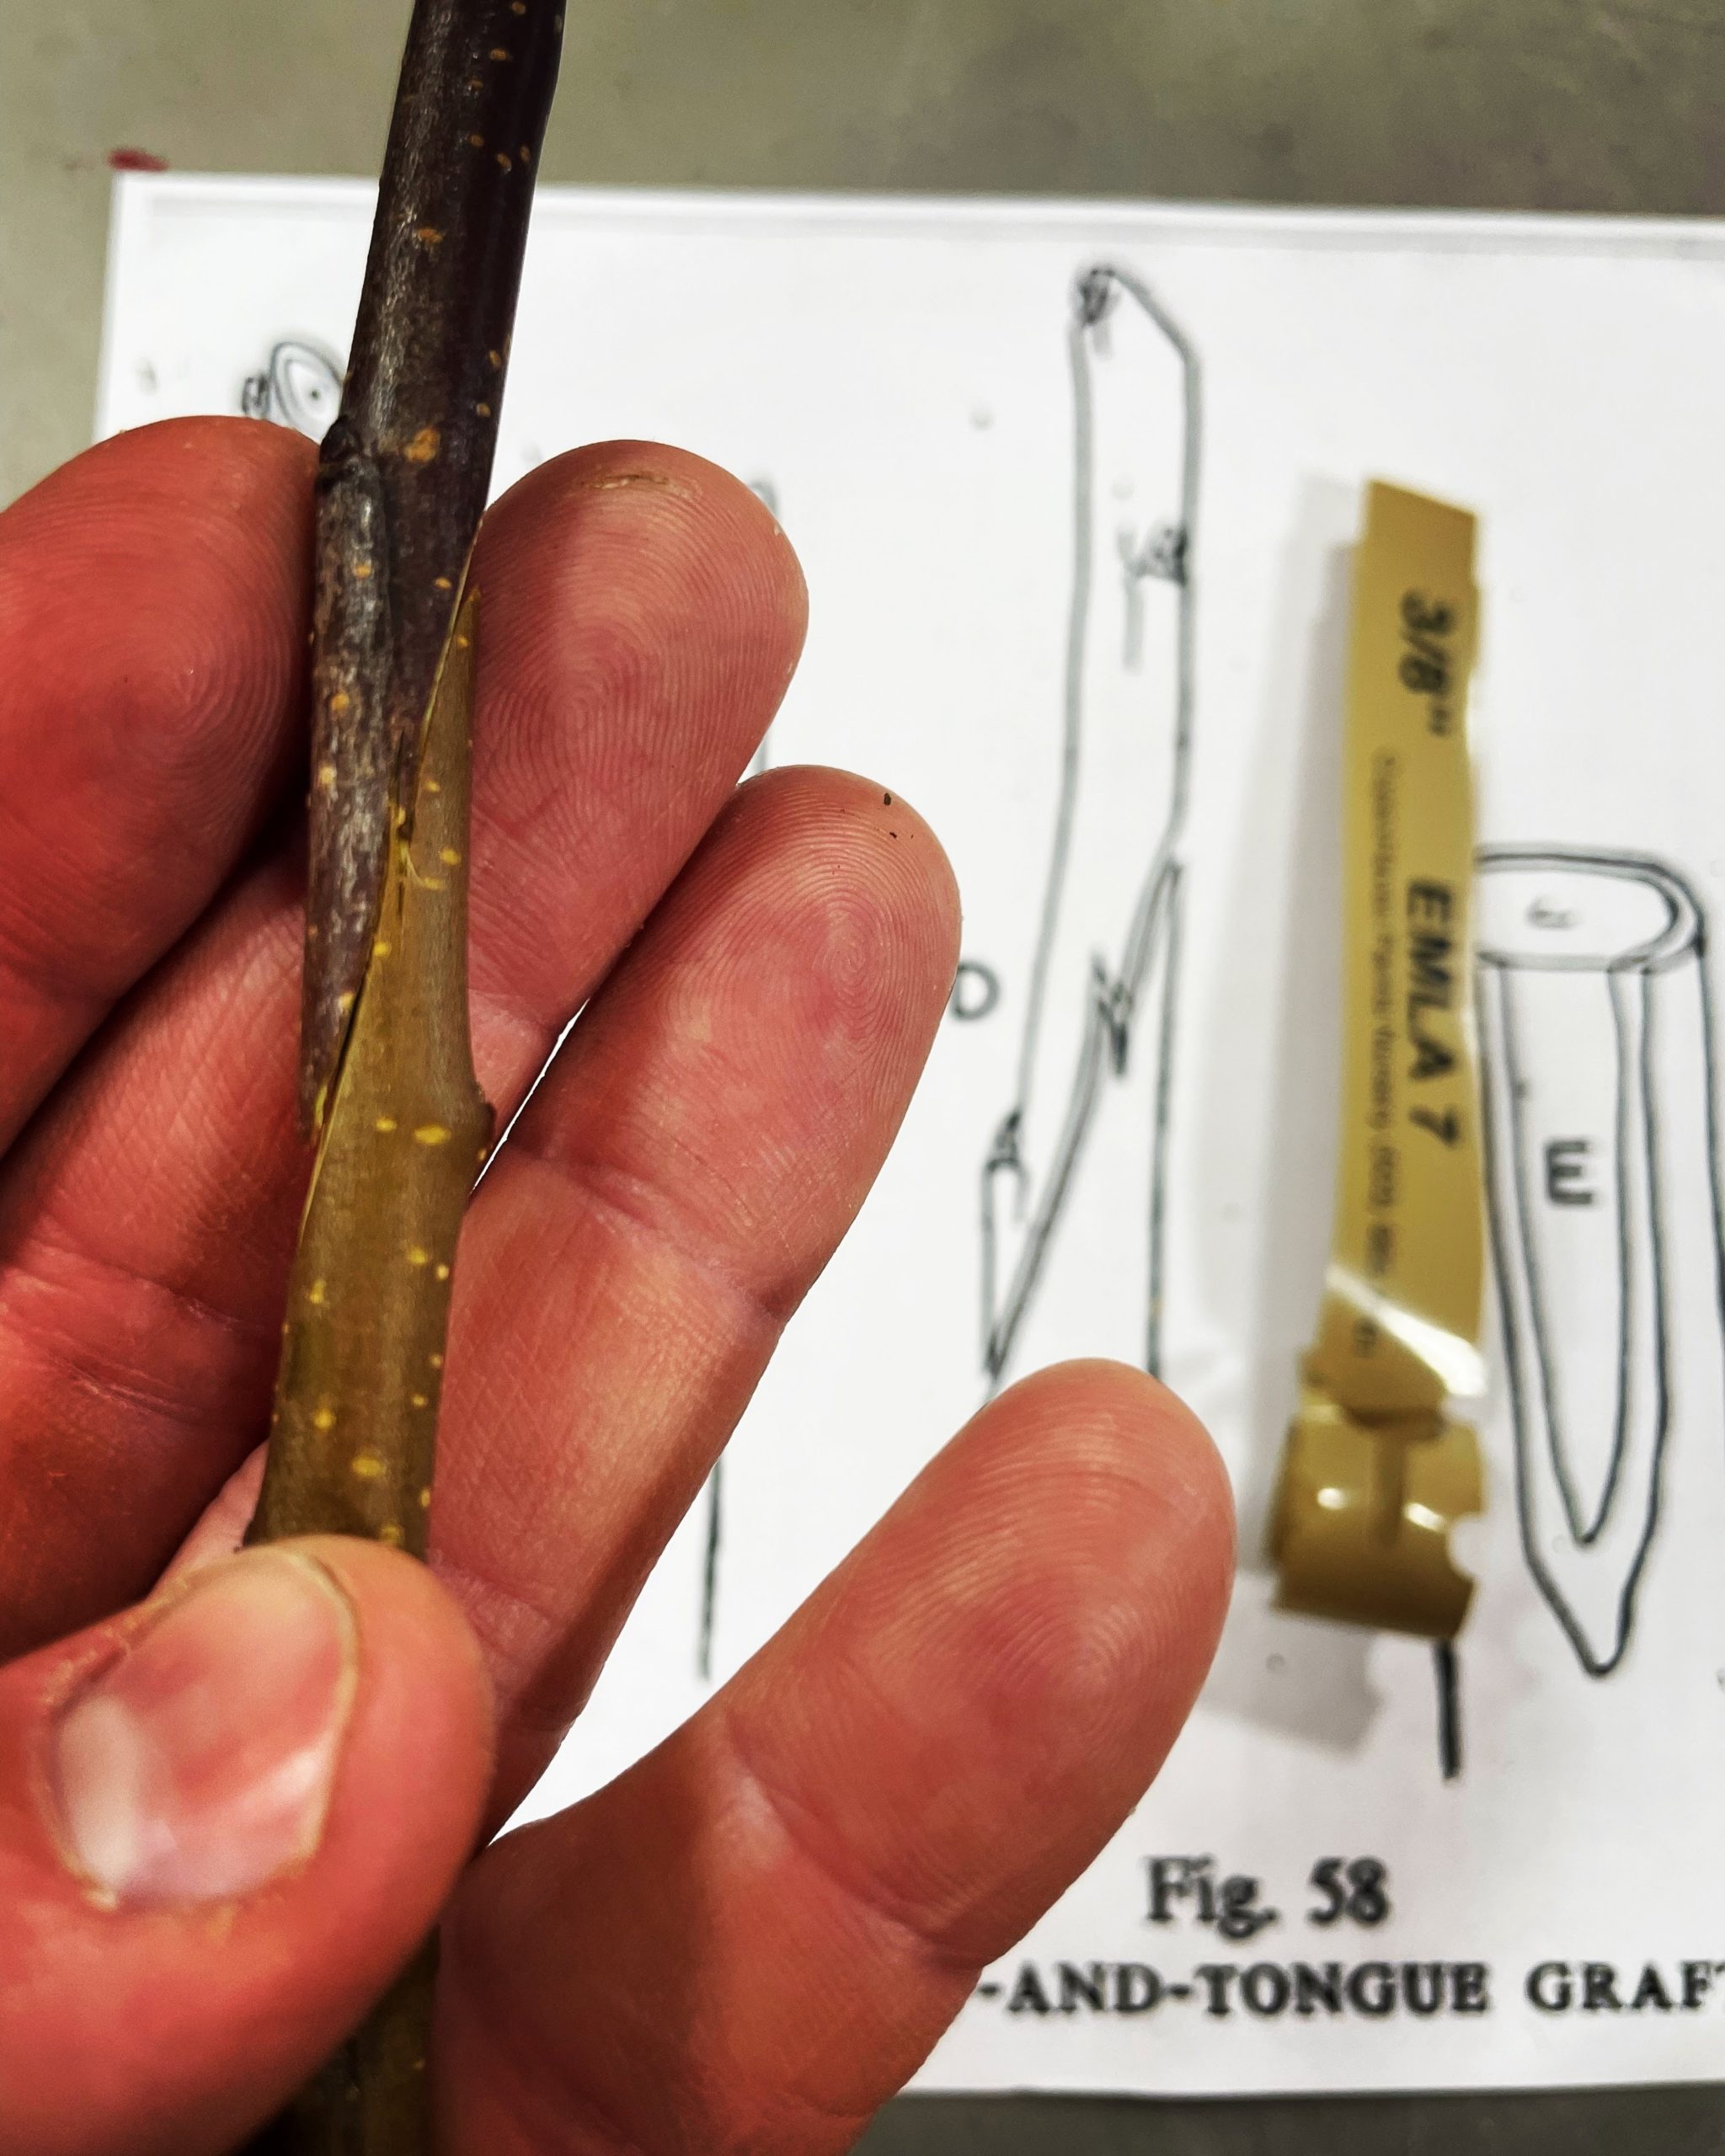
4,3,1724,2148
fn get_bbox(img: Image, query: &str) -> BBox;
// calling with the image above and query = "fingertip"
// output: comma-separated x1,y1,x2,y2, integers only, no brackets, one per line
992,1357,1237,1578
566,437,809,642
808,766,963,974
881,1359,1232,1760
477,435,808,691
11,419,318,642
16,415,317,515
953,1360,1236,1764
718,763,962,1057
462,439,813,1037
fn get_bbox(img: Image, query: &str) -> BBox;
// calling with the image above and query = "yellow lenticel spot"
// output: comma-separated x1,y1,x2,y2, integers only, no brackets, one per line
424,779,442,794
318,763,338,791
521,144,532,164
489,349,502,369
330,690,350,714
414,225,445,245
312,1406,337,1431
435,1263,451,1282
490,45,511,58
337,990,355,1013
380,1524,405,1548
404,425,441,464
412,1393,429,1409
430,1352,444,1369
475,402,493,418
376,1115,398,1134
372,938,393,958
468,132,485,147
407,1246,430,1267
440,847,462,865
353,562,373,579
495,152,513,171
414,1123,452,1146
435,574,453,590
419,1486,433,1508
351,1453,386,1479
308,1278,327,1305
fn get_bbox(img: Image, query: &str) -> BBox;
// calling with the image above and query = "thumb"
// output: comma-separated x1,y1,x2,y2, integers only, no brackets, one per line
0,1536,492,2156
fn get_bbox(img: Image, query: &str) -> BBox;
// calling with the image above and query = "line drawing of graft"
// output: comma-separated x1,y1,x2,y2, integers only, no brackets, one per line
241,336,344,437
696,476,784,1682
1476,846,1725,1677
980,263,1199,1392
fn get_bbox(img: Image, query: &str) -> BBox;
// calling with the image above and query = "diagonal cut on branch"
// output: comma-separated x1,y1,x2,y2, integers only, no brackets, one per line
299,0,564,1139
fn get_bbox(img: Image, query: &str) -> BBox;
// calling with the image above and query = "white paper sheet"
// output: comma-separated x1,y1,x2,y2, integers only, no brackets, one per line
97,175,1725,2097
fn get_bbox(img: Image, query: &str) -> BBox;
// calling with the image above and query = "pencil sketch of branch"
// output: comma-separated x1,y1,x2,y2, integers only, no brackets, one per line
980,264,1200,1392
1477,846,1725,1677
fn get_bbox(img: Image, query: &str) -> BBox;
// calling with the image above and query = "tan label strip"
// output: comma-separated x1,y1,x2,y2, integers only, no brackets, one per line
1272,480,1486,1642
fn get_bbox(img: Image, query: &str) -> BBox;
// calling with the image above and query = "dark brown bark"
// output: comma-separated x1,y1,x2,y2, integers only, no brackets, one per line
301,0,563,1137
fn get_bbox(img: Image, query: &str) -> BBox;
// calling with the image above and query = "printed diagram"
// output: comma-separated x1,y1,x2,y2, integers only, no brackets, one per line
980,264,1199,1390
1476,846,1725,1677
241,337,344,436
693,266,1202,1674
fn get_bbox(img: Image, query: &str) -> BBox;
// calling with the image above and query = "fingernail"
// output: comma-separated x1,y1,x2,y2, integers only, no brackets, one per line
45,1549,358,1908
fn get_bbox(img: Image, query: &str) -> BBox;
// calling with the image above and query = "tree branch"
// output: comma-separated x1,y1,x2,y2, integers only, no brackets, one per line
241,4,564,2148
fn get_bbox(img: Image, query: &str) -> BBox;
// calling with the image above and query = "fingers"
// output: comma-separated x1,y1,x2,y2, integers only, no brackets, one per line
433,765,958,1808
154,765,959,1823
0,1537,492,2156
437,1363,1234,2156
0,440,805,1655
0,420,314,1152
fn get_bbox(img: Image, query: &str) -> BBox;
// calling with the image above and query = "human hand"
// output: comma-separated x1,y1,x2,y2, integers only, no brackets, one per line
0,420,1233,2154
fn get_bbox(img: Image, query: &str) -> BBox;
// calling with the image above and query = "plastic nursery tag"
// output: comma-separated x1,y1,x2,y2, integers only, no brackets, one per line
1273,481,1485,1642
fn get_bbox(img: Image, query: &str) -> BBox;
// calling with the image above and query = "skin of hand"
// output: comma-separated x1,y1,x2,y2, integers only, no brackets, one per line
0,419,1235,2156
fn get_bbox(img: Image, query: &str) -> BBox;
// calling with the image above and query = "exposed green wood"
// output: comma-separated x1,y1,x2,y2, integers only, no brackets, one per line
250,585,489,1559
